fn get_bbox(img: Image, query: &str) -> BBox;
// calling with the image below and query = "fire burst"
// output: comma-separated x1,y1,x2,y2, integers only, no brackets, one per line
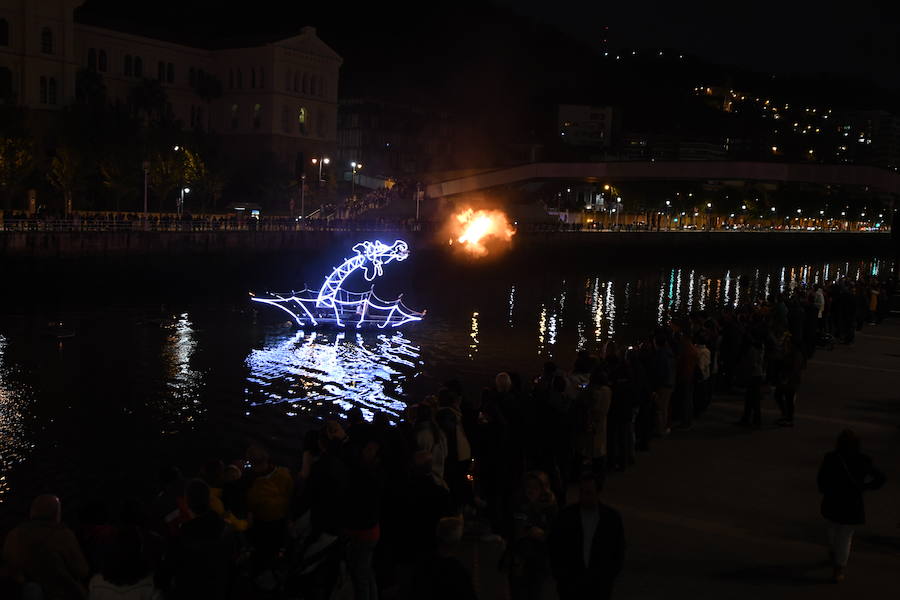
452,208,515,257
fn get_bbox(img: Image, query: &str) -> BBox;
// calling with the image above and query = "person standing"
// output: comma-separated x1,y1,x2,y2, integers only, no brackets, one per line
774,334,804,427
736,333,765,429
816,429,886,583
573,369,612,476
549,473,625,600
650,329,675,436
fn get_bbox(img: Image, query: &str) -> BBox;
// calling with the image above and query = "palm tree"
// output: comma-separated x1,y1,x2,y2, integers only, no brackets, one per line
129,79,170,127
192,71,222,132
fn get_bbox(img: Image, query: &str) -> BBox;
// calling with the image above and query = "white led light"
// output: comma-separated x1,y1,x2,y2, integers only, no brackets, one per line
252,240,424,329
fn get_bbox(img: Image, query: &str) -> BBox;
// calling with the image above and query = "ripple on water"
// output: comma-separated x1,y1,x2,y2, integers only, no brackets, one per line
245,328,423,421
0,335,35,504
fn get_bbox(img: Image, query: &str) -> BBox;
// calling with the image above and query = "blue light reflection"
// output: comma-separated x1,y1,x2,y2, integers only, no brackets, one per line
245,329,421,421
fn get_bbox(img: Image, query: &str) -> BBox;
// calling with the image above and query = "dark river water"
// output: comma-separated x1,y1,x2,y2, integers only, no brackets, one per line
0,245,893,516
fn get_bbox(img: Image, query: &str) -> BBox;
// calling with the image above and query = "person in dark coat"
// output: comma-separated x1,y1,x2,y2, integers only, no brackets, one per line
161,479,236,599
549,472,625,600
411,517,478,600
816,429,885,583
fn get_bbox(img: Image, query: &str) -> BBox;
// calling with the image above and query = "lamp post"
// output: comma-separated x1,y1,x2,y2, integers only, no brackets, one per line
179,187,190,218
706,202,713,231
299,173,306,221
142,160,149,227
350,161,362,200
415,182,421,222
311,156,330,183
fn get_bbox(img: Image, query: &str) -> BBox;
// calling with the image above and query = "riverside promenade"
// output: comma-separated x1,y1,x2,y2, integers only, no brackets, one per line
460,317,900,599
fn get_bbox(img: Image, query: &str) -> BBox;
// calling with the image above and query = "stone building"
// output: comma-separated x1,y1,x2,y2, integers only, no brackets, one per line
0,0,342,173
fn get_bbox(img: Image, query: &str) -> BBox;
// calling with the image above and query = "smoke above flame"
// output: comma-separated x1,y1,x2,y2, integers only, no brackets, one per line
450,208,515,257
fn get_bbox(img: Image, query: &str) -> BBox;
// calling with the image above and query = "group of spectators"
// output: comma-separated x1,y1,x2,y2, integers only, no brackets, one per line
0,273,894,600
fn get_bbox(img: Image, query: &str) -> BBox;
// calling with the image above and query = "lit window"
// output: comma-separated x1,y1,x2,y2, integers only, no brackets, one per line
298,106,307,134
253,103,262,129
40,27,53,54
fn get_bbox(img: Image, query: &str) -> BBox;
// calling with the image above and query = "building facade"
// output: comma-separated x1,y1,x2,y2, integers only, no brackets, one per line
337,98,453,178
0,0,342,174
557,104,614,149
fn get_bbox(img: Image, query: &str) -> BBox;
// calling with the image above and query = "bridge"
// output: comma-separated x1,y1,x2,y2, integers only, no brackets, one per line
425,161,900,198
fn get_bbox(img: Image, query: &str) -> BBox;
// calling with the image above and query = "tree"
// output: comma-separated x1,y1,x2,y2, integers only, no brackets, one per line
99,146,143,212
47,147,82,216
182,147,226,212
149,151,185,213
0,137,33,210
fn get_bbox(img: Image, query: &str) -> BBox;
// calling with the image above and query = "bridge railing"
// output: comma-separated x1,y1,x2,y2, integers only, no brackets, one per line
0,218,888,234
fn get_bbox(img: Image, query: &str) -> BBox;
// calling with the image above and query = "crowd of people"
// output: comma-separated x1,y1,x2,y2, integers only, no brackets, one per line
0,273,893,600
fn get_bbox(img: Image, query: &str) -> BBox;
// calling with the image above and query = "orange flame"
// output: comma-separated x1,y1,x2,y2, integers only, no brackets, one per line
452,208,515,257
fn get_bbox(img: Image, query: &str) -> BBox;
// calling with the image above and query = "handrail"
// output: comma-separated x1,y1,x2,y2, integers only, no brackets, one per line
0,218,889,234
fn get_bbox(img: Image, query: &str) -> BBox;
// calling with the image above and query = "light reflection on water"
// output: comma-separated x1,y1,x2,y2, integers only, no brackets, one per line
0,335,33,503
159,313,204,429
245,329,422,421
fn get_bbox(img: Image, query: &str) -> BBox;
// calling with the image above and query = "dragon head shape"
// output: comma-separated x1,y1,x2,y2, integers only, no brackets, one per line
353,239,410,281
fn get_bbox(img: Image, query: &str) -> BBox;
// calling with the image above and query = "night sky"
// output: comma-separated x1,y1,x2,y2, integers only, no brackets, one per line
498,0,900,87
77,0,900,89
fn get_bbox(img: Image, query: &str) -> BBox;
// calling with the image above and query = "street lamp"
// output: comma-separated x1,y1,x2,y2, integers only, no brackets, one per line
311,156,331,182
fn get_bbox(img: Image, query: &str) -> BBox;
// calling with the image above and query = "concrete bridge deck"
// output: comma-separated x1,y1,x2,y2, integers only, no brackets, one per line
426,161,900,198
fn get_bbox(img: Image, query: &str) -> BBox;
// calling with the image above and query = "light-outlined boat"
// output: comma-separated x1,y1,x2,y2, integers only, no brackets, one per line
250,239,425,329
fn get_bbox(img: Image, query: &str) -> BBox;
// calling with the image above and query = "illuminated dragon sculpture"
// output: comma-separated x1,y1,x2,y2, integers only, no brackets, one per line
250,240,425,328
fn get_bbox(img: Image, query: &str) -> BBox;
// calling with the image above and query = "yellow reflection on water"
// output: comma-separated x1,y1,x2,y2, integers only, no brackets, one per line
0,335,32,503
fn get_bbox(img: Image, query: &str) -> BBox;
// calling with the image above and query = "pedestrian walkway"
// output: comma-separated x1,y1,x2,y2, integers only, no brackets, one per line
599,319,900,598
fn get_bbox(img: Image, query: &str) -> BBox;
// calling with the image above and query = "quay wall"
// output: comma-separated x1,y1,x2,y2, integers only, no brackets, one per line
0,230,893,259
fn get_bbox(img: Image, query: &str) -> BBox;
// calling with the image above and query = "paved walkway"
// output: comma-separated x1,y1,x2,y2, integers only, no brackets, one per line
458,318,900,599
604,319,900,598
